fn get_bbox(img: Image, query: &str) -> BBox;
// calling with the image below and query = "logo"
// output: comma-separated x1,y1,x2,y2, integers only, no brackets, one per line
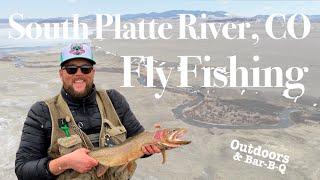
230,139,290,175
69,44,85,55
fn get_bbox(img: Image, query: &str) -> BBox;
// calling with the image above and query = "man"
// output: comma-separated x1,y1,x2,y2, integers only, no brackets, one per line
15,43,160,180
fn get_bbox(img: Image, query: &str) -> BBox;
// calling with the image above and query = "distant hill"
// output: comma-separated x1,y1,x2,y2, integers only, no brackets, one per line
0,18,43,24
251,14,320,23
1,10,320,24
120,10,231,20
79,10,233,21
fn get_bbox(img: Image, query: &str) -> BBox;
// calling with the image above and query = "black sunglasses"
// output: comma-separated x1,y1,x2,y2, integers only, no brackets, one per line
62,65,93,74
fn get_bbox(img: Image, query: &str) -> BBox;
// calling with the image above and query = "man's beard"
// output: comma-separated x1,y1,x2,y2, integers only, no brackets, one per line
64,82,93,98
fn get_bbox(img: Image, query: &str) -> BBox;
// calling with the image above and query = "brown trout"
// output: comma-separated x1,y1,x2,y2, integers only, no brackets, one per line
88,128,191,177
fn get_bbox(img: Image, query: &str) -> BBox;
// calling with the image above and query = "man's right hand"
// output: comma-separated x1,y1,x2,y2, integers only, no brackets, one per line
49,148,99,175
64,148,99,173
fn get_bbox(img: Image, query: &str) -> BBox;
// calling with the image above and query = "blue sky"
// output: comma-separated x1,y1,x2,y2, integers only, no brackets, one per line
2,0,320,19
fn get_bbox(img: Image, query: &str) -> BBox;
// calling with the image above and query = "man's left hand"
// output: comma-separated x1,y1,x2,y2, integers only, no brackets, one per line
142,144,161,155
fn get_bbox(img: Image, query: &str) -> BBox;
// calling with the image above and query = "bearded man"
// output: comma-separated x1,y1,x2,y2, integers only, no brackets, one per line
15,43,160,180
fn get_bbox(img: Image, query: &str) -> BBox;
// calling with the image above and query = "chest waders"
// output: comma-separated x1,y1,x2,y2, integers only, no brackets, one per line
45,90,136,180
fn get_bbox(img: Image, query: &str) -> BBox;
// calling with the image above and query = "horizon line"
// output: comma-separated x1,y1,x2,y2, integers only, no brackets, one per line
1,9,320,20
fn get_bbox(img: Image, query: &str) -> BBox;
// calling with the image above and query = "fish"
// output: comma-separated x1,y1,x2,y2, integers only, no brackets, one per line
88,127,191,177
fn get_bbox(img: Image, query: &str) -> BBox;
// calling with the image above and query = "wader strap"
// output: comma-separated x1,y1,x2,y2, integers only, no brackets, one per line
45,96,67,157
96,90,124,127
96,90,127,147
96,93,107,147
56,94,94,150
46,95,94,151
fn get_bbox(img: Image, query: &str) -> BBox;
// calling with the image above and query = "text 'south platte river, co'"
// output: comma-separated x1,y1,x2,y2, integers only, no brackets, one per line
7,13,312,100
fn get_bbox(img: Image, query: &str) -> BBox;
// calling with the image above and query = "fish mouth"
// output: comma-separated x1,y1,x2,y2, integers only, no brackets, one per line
168,128,191,145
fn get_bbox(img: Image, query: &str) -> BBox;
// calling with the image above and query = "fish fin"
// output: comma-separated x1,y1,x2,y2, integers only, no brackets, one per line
127,161,136,174
118,162,129,172
96,163,109,177
116,162,136,174
161,150,167,164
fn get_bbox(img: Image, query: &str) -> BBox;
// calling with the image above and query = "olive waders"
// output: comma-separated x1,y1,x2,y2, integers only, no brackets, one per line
45,90,137,180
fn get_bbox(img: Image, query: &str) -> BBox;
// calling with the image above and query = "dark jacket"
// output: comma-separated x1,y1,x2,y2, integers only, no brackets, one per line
15,87,144,180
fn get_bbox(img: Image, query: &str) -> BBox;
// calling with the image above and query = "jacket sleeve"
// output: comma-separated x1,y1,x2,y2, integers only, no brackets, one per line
107,89,145,138
15,101,55,180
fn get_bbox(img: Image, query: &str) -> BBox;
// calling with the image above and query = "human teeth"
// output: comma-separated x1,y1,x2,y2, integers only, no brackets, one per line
75,80,84,83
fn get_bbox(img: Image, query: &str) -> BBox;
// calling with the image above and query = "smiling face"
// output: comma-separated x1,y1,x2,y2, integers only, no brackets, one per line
59,58,95,98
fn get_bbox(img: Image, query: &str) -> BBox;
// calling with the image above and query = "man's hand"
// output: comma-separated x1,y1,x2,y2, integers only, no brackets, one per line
141,144,161,155
49,148,98,175
65,148,98,173
141,123,162,155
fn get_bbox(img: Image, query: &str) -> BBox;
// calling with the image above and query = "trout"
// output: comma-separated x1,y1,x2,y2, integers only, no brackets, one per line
89,128,191,177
